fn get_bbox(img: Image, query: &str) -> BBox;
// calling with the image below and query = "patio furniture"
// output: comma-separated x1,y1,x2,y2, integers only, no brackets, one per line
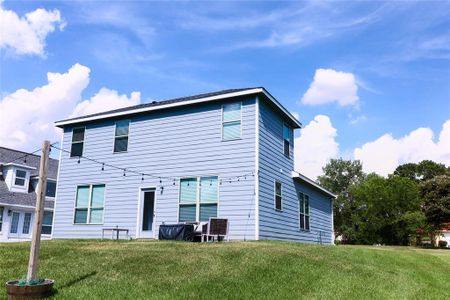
158,223,195,241
102,226,129,240
201,218,229,242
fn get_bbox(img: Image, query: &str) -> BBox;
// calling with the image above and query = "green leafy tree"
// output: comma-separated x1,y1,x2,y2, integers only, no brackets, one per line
317,159,366,242
349,174,424,245
394,160,449,182
420,175,450,234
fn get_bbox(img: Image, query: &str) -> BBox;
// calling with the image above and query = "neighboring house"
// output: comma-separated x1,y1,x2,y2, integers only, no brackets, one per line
53,87,335,243
0,147,58,242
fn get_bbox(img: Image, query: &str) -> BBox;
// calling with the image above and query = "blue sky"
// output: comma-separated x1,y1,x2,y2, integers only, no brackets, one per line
1,1,449,178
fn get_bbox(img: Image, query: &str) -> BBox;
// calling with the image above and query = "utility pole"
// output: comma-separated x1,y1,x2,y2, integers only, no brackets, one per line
27,140,50,281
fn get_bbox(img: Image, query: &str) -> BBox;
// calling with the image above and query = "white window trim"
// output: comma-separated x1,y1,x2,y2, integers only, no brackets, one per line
70,126,86,158
221,102,243,141
41,211,54,236
299,192,310,231
73,184,106,225
274,180,283,211
282,122,293,159
178,176,220,223
113,120,131,153
13,168,28,188
44,179,57,199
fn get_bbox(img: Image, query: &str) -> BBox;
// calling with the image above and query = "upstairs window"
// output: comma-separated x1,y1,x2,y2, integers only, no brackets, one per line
222,103,241,141
71,127,85,157
114,120,130,153
14,169,27,187
74,184,105,224
283,123,292,158
274,181,283,210
46,181,56,198
299,193,310,230
179,176,218,222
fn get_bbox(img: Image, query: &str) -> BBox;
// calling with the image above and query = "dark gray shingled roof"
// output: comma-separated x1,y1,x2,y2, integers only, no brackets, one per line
0,147,58,209
56,87,261,124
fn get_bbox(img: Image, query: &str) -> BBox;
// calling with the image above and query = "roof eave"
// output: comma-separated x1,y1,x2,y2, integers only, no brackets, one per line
291,171,336,198
2,163,37,170
54,88,302,128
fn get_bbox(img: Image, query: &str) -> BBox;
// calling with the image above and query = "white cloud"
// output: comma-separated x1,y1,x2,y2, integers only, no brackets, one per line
301,69,359,107
294,115,339,180
0,64,90,149
0,64,142,151
71,88,140,117
348,114,368,125
0,2,65,55
354,120,450,176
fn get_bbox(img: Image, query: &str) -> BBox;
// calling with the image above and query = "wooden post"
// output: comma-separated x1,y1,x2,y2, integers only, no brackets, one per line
27,140,50,281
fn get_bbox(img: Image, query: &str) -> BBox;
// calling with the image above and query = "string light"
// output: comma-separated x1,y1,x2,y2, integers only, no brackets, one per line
49,144,255,187
1,146,43,166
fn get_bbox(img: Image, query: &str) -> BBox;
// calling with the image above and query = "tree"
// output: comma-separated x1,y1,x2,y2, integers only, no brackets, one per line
420,175,450,233
394,160,449,182
317,159,366,242
349,174,424,245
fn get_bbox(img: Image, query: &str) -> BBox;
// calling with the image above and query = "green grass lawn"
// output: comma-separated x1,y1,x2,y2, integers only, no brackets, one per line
1,240,449,299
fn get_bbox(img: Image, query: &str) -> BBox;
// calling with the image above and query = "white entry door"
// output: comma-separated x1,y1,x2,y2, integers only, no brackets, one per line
139,189,156,239
9,211,33,239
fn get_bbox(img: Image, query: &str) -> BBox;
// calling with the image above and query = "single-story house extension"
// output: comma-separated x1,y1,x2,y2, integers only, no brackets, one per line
52,87,335,243
0,147,58,242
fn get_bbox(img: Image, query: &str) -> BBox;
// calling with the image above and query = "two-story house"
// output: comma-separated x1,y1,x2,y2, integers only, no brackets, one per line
0,147,58,242
53,87,335,243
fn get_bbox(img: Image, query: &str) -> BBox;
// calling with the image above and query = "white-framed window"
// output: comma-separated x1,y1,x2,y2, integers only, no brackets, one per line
179,176,218,222
71,127,85,157
0,207,3,232
299,192,310,230
74,184,105,224
283,123,293,158
222,102,242,141
274,180,283,211
14,169,27,187
114,120,130,153
22,212,32,234
46,180,57,198
42,211,53,235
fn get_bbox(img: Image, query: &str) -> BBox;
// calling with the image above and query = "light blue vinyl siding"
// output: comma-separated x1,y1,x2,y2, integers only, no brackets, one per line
258,100,333,244
53,99,257,240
